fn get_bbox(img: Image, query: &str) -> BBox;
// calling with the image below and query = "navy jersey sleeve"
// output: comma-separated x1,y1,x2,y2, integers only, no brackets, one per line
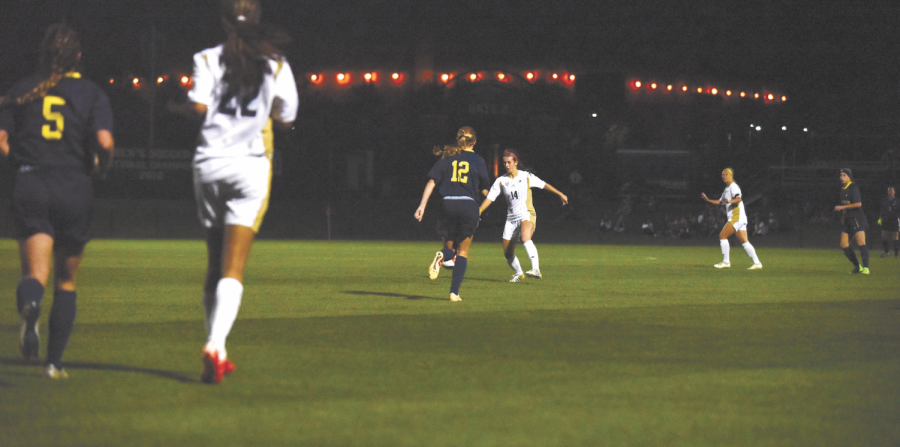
850,185,862,204
475,156,490,193
88,84,113,132
428,158,447,185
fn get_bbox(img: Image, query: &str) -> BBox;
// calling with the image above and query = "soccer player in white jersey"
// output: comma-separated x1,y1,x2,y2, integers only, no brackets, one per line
701,167,763,269
479,149,568,282
170,0,298,383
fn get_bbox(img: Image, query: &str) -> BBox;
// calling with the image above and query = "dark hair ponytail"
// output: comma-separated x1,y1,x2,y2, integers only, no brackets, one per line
219,0,290,107
0,23,81,108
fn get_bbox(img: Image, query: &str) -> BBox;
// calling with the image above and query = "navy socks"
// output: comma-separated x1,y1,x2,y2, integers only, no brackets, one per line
858,244,869,268
47,290,77,368
441,247,456,261
450,256,467,295
842,247,859,269
16,277,44,318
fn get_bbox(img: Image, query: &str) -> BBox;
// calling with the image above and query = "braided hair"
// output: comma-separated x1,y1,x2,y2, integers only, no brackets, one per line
0,23,81,108
219,0,290,108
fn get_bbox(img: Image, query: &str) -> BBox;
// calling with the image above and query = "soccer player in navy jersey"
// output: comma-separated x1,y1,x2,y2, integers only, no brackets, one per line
834,169,870,274
0,24,115,379
878,186,899,258
414,127,490,301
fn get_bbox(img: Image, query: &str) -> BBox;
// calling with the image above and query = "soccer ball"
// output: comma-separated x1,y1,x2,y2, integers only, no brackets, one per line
442,256,456,269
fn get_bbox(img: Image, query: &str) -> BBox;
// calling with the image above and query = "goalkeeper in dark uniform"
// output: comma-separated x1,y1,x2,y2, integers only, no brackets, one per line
834,169,870,274
414,127,490,301
877,186,899,258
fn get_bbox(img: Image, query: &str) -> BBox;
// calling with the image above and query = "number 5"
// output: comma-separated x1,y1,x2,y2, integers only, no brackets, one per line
42,96,66,140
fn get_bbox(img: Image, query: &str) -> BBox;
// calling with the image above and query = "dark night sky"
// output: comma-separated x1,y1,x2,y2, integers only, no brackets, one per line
2,0,899,126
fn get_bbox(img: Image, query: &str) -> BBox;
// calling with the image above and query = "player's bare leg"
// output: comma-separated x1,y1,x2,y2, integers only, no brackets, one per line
202,224,254,383
16,234,53,362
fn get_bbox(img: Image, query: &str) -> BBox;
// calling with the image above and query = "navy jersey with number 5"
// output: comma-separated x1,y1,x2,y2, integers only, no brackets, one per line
427,149,489,200
0,72,112,171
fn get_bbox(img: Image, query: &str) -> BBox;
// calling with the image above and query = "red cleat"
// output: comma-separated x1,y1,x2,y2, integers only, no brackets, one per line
201,348,234,384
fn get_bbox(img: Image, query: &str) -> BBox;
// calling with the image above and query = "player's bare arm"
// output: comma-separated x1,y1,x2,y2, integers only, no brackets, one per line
835,202,862,211
479,198,494,214
94,129,115,179
415,179,436,221
544,184,568,205
0,129,9,158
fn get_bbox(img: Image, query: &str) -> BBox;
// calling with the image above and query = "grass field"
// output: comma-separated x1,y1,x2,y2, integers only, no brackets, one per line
1,238,898,446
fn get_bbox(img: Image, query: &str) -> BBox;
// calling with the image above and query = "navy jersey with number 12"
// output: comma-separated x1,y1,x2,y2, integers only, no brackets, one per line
428,149,490,201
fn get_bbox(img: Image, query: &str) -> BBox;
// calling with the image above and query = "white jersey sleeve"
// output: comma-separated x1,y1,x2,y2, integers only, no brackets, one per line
188,45,299,160
486,177,504,202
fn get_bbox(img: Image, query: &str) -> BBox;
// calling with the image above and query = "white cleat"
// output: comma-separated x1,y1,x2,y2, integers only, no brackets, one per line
442,256,456,269
525,269,542,279
510,274,525,283
429,251,443,280
748,263,763,270
714,262,731,269
449,293,462,302
45,364,68,380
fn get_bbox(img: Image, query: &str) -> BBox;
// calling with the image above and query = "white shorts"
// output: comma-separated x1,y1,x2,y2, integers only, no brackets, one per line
502,214,537,241
193,155,272,232
730,221,748,233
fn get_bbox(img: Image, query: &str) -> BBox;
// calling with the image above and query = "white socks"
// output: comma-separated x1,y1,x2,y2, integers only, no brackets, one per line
507,255,524,275
720,239,731,264
742,242,761,265
206,277,243,358
523,240,539,270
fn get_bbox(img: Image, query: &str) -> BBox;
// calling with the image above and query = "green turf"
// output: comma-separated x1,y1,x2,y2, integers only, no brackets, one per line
1,239,898,446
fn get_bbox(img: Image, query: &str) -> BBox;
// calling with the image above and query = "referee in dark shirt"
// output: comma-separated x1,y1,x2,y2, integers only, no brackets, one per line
0,24,115,379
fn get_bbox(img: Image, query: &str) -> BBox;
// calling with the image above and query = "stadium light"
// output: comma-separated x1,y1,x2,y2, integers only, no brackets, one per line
782,126,787,131
390,72,405,85
440,73,452,83
157,76,165,84
681,85,688,92
666,84,673,91
629,80,641,91
646,82,657,91
336,72,352,86
781,96,788,102
725,90,732,96
711,87,718,95
363,72,379,83
309,73,324,86
109,78,115,84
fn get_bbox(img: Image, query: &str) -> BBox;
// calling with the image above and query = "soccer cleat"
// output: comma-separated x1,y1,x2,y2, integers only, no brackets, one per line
714,262,731,269
880,252,891,258
850,267,862,274
429,251,443,280
510,274,525,283
525,269,542,279
748,263,763,270
201,348,234,384
449,293,462,302
19,302,40,361
44,364,68,380
860,267,870,275
442,256,456,269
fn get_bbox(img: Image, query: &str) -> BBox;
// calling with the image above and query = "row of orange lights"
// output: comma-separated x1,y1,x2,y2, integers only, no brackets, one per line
629,79,786,103
110,75,193,89
308,71,576,87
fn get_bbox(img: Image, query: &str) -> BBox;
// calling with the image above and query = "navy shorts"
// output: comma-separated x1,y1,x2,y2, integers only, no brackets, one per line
841,212,869,235
12,167,93,254
436,198,480,242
